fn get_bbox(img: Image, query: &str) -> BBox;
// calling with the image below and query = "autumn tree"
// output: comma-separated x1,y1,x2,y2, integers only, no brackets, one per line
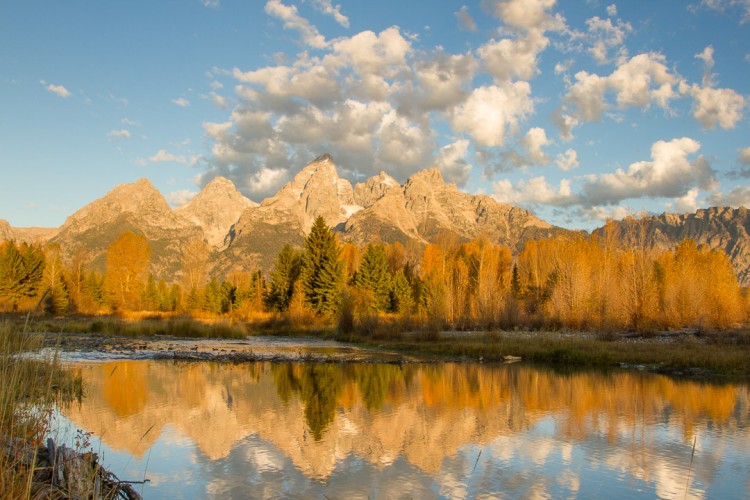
301,216,344,316
104,231,151,310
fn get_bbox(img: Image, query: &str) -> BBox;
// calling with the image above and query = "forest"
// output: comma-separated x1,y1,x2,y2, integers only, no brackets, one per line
0,216,747,333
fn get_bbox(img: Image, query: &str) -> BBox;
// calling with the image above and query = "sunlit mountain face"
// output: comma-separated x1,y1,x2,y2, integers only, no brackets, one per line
54,360,750,498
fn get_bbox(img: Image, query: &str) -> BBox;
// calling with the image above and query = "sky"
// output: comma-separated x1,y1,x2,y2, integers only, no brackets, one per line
1,0,749,230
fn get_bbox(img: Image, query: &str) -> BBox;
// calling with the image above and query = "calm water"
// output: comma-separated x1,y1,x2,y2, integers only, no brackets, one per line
52,360,750,499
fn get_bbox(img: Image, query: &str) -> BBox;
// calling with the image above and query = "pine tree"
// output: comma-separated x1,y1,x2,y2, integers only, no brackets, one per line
390,270,414,314
0,241,46,311
301,216,343,316
265,244,303,312
354,243,392,312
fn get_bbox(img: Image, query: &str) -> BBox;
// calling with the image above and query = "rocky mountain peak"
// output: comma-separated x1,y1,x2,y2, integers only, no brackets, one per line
176,176,256,248
353,172,400,209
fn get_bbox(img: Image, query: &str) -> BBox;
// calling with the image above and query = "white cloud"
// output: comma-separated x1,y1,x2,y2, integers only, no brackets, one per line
707,186,750,207
434,139,471,186
40,80,71,98
728,146,750,178
555,148,579,170
148,149,197,165
308,0,349,28
695,45,716,87
478,31,549,82
492,176,574,206
201,0,219,7
696,0,750,23
451,83,534,147
484,0,565,33
557,53,679,136
456,5,478,32
578,137,716,206
584,15,631,64
679,82,746,129
265,0,327,48
208,92,228,109
168,189,198,206
107,129,131,140
172,97,190,107
670,187,701,213
606,4,617,16
121,117,140,126
523,127,551,164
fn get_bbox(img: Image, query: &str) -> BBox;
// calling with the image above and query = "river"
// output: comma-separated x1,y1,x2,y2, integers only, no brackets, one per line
51,355,750,499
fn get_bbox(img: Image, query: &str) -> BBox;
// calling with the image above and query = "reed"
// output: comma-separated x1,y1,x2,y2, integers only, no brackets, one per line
0,321,83,497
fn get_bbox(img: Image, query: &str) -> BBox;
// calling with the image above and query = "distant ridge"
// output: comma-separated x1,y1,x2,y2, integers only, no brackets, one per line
2,156,748,286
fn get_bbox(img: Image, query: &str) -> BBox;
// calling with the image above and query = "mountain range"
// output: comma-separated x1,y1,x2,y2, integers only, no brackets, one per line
2,154,749,285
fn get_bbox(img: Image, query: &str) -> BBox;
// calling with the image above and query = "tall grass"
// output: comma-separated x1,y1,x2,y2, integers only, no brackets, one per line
0,321,82,497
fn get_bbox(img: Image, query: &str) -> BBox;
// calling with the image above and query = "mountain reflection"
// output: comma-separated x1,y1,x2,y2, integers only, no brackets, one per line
63,360,748,486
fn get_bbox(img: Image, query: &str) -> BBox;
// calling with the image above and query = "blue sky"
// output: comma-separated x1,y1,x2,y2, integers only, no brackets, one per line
1,0,748,230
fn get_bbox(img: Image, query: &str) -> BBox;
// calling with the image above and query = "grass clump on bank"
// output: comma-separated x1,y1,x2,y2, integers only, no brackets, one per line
360,329,750,378
0,321,83,497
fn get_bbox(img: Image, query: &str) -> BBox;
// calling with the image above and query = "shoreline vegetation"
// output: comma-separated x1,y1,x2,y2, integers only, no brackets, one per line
0,322,143,499
7,312,750,378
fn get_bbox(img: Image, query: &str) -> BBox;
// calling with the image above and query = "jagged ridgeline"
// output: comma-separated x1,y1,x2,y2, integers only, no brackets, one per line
2,154,750,286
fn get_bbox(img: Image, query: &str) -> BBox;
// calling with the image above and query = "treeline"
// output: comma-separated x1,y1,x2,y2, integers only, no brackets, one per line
1,216,747,331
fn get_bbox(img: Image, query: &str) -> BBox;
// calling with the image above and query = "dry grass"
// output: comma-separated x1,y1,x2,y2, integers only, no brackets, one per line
0,321,83,497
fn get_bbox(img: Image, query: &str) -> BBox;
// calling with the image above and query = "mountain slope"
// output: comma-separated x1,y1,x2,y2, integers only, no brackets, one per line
175,176,256,248
50,178,203,275
344,168,570,251
594,207,750,286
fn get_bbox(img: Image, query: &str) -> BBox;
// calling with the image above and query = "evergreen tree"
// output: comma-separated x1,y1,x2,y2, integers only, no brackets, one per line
265,244,303,312
0,241,46,310
44,274,69,316
142,274,159,311
203,278,223,314
354,243,392,312
390,270,414,314
301,216,343,316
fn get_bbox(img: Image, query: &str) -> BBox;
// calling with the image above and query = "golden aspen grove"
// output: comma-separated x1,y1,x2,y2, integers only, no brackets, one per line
0,218,747,333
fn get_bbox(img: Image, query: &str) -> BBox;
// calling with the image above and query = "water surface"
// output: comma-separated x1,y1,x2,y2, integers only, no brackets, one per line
53,360,750,499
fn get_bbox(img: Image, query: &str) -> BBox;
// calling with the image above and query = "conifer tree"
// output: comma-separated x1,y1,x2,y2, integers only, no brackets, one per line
354,243,392,312
265,244,302,311
0,241,46,310
301,216,343,316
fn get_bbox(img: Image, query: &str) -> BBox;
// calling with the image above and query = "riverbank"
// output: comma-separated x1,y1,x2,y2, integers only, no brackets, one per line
17,313,750,378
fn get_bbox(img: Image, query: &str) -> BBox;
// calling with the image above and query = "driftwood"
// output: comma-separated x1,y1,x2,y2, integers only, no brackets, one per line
3,435,143,499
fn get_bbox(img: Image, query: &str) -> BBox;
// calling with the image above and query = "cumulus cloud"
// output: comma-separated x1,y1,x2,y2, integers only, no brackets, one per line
584,15,631,64
456,5,478,32
493,176,574,206
478,30,549,82
578,137,716,206
107,129,131,140
265,0,327,48
728,146,750,178
168,189,198,206
707,186,750,207
434,140,471,186
451,83,534,147
149,149,197,165
555,148,579,170
606,4,617,16
483,0,565,33
679,81,746,129
308,0,349,28
491,138,717,219
172,97,190,107
40,80,71,98
555,53,679,137
208,92,229,109
695,0,750,23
